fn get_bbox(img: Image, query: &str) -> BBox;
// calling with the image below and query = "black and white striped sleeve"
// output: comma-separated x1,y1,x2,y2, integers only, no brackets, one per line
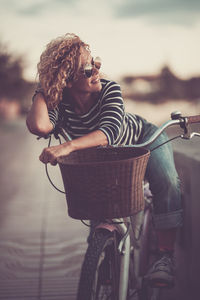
48,107,59,128
98,81,124,145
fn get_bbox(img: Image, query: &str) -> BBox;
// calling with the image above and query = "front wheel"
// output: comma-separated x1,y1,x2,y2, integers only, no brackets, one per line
139,280,162,300
77,229,121,300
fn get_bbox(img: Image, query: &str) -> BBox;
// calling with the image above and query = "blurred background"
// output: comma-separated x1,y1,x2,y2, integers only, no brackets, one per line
0,0,200,123
0,1,200,299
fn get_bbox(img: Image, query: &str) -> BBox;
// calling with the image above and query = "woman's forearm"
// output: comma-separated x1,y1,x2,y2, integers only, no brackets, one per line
26,93,53,136
69,130,108,152
39,130,108,165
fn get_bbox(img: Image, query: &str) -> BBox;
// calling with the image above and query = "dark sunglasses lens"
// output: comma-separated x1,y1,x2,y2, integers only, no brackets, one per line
84,67,93,78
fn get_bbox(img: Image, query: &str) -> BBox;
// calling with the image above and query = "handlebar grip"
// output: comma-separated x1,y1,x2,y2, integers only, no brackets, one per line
187,115,200,124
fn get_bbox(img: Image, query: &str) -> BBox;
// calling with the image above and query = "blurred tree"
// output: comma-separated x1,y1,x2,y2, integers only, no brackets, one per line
0,42,35,114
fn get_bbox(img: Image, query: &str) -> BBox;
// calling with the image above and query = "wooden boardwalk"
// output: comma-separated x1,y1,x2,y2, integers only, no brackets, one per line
0,119,88,299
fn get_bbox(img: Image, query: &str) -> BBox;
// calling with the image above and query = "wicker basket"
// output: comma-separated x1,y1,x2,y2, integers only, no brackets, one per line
57,146,150,220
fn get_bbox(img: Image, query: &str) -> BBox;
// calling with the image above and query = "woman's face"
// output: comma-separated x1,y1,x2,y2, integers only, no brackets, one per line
69,47,102,94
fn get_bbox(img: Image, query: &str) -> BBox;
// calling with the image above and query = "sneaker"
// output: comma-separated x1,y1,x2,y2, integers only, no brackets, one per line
144,252,175,288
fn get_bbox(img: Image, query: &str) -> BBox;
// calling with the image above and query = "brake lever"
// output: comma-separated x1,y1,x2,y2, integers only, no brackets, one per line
181,132,200,140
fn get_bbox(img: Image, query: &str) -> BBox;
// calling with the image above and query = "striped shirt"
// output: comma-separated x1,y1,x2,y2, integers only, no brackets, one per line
47,79,143,145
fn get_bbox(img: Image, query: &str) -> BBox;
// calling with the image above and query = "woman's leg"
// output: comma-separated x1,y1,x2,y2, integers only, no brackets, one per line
138,118,182,286
138,118,182,230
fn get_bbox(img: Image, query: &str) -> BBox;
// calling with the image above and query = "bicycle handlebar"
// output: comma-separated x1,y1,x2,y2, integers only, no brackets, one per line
186,115,200,124
133,118,181,148
133,112,200,148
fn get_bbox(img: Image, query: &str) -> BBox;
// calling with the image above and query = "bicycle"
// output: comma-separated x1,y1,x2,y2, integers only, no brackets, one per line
39,111,200,300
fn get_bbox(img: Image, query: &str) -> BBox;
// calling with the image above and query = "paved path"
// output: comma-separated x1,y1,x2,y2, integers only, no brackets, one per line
0,119,88,300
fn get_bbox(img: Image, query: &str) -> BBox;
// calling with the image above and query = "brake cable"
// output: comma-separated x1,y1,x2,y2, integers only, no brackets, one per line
150,134,182,152
45,134,66,194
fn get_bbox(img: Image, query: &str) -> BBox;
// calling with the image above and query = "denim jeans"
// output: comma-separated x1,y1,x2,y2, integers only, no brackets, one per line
137,117,183,230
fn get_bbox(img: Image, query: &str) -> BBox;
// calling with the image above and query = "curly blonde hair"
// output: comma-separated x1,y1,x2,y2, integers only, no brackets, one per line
37,33,90,109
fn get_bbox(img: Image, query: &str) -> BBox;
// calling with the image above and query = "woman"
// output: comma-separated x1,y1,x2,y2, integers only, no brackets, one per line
26,33,182,288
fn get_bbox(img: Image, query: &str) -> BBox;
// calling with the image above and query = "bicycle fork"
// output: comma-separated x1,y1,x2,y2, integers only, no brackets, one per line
116,220,131,300
96,219,131,300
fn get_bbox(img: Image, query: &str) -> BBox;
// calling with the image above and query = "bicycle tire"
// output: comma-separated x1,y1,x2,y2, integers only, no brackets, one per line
139,280,162,300
76,229,121,300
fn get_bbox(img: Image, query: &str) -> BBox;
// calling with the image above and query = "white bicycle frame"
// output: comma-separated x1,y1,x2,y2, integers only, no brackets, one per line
95,212,145,300
112,218,131,300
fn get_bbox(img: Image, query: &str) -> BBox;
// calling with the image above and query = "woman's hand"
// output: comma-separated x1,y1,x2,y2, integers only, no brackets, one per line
39,142,73,165
39,130,108,166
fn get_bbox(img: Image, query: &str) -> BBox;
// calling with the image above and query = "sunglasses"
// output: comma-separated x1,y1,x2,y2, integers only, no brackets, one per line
81,57,102,78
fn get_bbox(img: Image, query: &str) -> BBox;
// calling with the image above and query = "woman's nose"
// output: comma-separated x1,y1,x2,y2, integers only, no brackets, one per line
92,66,99,76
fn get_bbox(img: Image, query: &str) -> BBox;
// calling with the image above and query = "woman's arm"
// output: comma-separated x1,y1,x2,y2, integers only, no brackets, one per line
26,93,53,136
38,80,124,165
98,81,124,145
39,129,108,165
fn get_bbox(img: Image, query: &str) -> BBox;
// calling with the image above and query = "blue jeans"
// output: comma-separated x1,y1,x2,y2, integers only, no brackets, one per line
137,117,183,230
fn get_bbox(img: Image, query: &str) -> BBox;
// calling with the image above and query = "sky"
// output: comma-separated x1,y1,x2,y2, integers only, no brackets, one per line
0,0,200,82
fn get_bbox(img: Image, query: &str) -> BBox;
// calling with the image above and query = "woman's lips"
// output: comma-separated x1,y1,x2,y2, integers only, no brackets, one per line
91,77,100,84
